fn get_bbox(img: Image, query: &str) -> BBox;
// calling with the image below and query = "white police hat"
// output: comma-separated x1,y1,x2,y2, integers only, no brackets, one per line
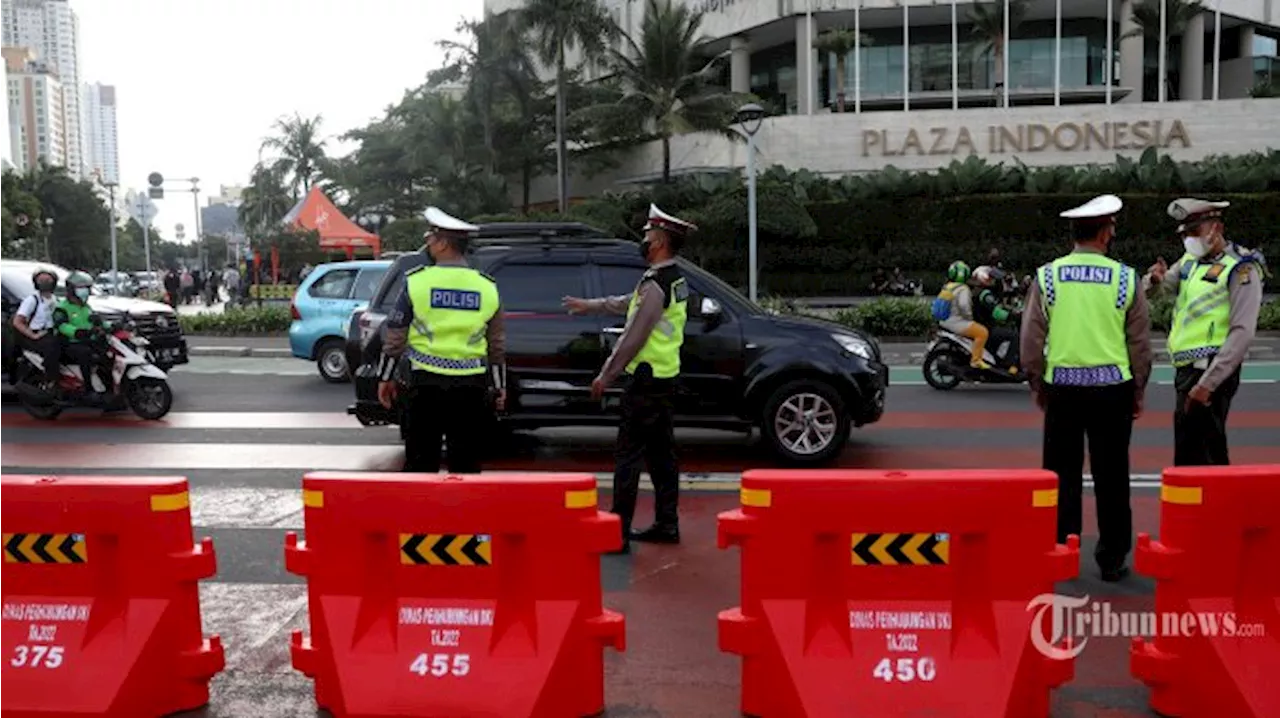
642,204,697,236
424,206,479,234
1168,198,1229,232
1060,194,1123,220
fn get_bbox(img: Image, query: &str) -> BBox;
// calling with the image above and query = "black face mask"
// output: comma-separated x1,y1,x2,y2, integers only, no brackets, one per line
639,239,652,261
36,279,55,292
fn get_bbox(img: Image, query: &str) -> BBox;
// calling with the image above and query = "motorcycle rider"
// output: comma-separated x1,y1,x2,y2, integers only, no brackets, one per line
932,261,990,369
53,271,111,400
13,267,62,384
972,265,1022,371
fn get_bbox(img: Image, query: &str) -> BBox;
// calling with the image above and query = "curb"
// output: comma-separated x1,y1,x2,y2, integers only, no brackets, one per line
189,346,295,359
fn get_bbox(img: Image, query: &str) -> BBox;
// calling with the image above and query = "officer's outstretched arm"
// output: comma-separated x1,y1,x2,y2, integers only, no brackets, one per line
377,290,413,382
598,282,664,385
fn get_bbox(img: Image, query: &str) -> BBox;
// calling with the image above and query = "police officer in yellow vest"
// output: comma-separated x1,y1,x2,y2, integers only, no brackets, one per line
1144,198,1268,466
1021,194,1154,582
377,207,506,474
563,204,693,553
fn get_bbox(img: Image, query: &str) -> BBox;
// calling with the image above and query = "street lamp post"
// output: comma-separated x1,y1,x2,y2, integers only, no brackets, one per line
104,181,119,294
734,103,766,303
42,218,54,262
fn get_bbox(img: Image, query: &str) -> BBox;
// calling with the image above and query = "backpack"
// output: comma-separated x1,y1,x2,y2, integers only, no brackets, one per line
931,282,958,321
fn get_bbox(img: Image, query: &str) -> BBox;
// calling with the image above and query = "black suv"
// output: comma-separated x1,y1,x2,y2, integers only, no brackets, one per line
347,223,888,464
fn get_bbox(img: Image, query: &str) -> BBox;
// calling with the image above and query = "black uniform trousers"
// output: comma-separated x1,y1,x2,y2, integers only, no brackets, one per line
402,371,489,474
1042,380,1135,571
610,368,680,537
61,340,108,392
1173,365,1242,466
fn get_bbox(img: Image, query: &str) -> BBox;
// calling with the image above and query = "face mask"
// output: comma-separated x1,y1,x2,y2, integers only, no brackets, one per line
639,239,652,261
1183,235,1209,258
73,287,89,301
36,279,55,292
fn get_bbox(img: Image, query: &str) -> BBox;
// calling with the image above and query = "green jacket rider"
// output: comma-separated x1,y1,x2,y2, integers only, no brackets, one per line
52,271,108,394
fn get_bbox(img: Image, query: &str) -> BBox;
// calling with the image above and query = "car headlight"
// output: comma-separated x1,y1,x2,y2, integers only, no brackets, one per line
831,332,874,361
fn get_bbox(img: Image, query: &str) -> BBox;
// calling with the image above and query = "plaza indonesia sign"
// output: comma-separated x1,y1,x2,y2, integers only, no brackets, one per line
861,119,1191,158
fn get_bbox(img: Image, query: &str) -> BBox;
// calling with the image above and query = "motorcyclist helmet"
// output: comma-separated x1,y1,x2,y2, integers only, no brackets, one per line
973,265,1003,287
66,271,93,302
31,267,57,291
947,261,971,283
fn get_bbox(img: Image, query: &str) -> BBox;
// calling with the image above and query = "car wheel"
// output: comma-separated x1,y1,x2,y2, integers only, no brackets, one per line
922,348,965,391
316,339,350,383
760,379,850,465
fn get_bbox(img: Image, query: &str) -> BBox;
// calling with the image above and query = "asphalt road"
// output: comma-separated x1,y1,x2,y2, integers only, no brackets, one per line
2,358,1277,717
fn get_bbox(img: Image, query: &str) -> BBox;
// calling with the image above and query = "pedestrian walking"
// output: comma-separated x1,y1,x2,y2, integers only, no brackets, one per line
1144,198,1269,466
1020,194,1153,582
563,204,695,553
376,207,506,474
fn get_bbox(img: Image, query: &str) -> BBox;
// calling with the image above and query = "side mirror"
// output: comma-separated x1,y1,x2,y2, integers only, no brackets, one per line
700,297,722,317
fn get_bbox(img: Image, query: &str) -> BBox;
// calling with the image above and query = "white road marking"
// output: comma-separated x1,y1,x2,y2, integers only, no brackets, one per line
189,477,1165,529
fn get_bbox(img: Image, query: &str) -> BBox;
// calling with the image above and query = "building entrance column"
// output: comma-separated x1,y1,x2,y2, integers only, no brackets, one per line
1118,0,1144,102
795,13,817,114
730,36,750,94
1180,12,1206,101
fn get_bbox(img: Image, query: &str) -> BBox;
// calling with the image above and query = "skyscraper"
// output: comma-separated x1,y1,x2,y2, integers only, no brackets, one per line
83,81,117,183
2,0,85,178
4,46,66,172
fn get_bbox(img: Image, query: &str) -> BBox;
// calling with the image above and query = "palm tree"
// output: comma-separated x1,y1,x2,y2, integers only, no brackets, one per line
238,162,294,238
518,0,617,213
1122,0,1207,100
814,27,873,113
968,0,1029,106
440,12,537,175
259,113,328,200
595,0,741,183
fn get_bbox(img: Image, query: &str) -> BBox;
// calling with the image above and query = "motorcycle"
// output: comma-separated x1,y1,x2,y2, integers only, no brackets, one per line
13,323,174,420
922,327,1027,390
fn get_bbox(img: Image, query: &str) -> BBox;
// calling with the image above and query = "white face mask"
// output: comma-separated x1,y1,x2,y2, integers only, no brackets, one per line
1183,235,1210,258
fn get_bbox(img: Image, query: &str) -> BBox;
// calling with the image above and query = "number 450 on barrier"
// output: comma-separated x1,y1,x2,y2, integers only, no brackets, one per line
873,657,937,683
409,653,470,678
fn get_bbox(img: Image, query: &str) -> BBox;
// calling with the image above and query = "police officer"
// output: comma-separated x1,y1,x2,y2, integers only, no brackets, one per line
1020,195,1154,582
1144,198,1268,465
377,207,506,474
562,204,694,553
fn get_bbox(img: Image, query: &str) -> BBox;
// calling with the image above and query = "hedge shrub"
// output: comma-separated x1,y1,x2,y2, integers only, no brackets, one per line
180,306,291,335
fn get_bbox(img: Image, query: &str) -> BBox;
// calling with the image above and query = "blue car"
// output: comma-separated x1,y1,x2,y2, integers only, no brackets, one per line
289,260,391,382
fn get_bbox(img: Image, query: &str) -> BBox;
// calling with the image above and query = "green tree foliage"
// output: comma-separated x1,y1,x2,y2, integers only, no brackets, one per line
2,164,111,269
968,0,1029,106
813,27,872,113
260,113,328,199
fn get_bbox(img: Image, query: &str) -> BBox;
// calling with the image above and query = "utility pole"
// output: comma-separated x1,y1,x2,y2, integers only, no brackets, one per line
105,182,119,293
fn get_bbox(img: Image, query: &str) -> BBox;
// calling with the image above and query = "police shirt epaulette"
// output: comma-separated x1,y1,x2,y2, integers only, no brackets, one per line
404,265,427,277
477,270,497,283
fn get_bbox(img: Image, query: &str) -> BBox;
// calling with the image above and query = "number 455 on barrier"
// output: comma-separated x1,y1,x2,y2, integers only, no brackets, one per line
409,653,470,678
873,657,938,683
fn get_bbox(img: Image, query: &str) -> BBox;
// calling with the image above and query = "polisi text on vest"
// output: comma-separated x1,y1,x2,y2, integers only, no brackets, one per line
1057,265,1113,284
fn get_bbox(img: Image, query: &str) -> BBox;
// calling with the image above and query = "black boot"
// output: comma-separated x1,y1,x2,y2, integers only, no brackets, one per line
629,525,680,544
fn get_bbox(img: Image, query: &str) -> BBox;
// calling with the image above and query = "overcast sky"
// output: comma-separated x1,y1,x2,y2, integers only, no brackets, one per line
76,0,483,241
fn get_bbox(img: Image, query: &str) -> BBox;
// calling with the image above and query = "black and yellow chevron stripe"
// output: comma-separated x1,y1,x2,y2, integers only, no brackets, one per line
851,532,949,566
3,533,87,564
400,534,492,566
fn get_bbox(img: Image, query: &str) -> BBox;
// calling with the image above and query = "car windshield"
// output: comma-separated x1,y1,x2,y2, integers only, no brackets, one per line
678,260,763,315
6,265,104,299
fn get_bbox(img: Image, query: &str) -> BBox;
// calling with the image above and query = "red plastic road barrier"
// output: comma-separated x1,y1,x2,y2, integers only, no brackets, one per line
1131,464,1280,718
1,474,224,717
285,471,625,718
718,469,1080,718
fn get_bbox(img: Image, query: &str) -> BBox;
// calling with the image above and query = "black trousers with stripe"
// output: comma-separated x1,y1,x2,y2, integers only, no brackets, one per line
402,371,489,474
610,369,680,537
1042,380,1135,571
1173,365,1241,466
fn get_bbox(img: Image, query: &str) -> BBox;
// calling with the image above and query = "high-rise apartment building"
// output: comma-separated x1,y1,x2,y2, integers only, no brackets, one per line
0,57,11,171
2,0,85,178
4,45,66,172
83,81,117,183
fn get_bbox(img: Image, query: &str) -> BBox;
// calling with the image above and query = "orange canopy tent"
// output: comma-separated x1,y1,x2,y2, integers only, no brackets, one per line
280,186,381,258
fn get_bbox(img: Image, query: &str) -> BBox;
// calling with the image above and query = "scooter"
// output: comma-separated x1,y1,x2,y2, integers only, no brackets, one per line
13,324,174,420
922,328,1027,390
